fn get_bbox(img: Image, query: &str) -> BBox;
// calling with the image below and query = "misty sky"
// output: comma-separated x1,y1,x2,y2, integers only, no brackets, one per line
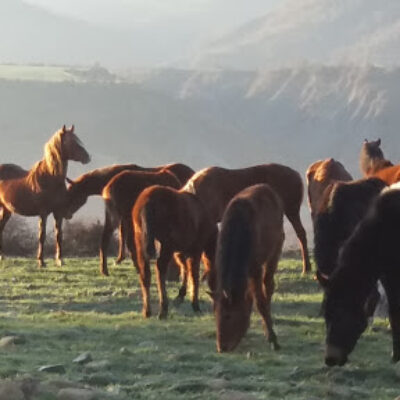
21,0,280,66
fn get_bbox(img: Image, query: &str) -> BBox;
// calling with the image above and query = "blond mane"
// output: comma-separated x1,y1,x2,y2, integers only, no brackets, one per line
27,128,66,191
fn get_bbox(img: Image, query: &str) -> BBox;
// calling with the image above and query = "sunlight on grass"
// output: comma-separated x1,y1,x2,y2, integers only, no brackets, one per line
0,257,398,399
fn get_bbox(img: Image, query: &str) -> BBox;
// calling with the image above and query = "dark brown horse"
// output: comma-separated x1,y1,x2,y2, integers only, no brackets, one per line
324,185,400,366
213,184,284,352
184,164,310,274
314,177,386,284
99,169,182,276
133,185,218,319
0,125,90,266
64,162,194,263
306,158,353,223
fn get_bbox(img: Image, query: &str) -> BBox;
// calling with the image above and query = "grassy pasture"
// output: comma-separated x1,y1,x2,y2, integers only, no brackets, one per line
0,257,398,399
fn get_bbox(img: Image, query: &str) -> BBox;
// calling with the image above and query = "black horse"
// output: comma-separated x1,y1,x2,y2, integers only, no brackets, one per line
324,185,400,366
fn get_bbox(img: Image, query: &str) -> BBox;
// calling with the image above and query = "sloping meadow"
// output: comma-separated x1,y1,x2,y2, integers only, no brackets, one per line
0,257,398,399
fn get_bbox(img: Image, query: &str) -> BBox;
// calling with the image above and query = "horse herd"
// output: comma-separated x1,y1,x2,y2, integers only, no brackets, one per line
0,127,399,367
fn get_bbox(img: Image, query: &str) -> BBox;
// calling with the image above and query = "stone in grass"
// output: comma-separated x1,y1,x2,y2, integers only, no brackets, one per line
0,380,25,400
208,378,230,391
38,364,66,374
0,336,24,349
84,360,111,373
73,352,92,365
57,388,97,400
119,347,131,355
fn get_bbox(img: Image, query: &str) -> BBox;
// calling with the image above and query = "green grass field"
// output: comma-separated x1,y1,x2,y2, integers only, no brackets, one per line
0,257,398,399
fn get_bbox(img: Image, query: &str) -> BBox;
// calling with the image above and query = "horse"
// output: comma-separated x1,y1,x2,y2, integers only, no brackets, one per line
64,162,194,264
133,185,218,319
359,138,400,184
99,169,182,276
324,184,400,366
184,164,310,274
212,184,284,352
305,158,352,223
314,177,386,284
0,125,90,267
359,138,393,177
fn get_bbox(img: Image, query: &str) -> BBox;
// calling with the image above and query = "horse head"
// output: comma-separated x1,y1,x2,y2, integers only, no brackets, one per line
60,125,91,164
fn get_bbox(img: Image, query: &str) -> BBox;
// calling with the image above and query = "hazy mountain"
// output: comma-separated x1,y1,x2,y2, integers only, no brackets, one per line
193,0,400,70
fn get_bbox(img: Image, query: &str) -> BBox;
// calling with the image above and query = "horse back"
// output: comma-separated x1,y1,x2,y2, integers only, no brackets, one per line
0,164,28,180
187,164,302,222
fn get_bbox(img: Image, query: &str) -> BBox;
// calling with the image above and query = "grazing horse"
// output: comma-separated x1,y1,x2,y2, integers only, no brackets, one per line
133,185,218,319
213,184,284,352
99,169,181,276
305,158,352,223
64,163,194,263
314,177,386,284
184,164,310,274
360,138,393,177
324,185,400,366
0,125,90,266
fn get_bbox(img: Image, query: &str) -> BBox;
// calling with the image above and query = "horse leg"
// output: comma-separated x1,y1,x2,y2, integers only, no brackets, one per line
202,231,217,292
37,215,47,268
187,252,202,313
381,277,400,362
99,207,118,276
54,214,64,267
173,252,187,304
286,212,311,274
115,220,126,265
155,246,173,319
124,215,138,271
0,207,11,261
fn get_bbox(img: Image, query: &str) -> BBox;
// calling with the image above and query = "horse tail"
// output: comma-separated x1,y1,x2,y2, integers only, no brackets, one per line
137,202,156,261
217,199,253,298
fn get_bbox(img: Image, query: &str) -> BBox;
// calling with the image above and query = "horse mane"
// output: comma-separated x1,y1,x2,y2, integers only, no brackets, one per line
217,198,253,300
26,129,66,191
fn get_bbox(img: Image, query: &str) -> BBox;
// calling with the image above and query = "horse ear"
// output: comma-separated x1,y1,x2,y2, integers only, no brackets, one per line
364,138,368,143
377,138,381,146
71,124,75,132
62,124,66,132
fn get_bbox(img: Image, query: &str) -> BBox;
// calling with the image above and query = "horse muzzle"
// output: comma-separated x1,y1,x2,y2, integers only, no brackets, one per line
325,344,348,366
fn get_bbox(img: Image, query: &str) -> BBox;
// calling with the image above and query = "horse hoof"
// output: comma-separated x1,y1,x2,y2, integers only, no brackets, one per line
114,257,124,266
192,304,202,313
143,309,151,318
38,261,46,268
174,295,184,306
271,342,281,351
100,269,109,277
158,310,168,320
392,353,400,363
55,259,64,267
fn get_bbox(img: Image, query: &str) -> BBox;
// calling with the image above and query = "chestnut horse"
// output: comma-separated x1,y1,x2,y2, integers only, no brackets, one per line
324,185,400,366
305,158,352,223
213,184,284,352
99,169,182,276
360,138,393,177
0,125,90,266
133,185,218,319
64,162,194,263
360,138,400,184
184,164,310,274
